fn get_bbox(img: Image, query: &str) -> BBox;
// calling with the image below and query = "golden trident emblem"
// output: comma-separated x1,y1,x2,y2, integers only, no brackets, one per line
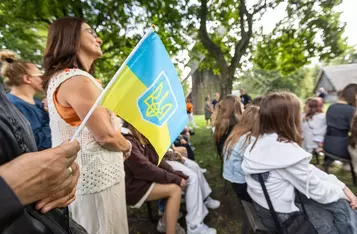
144,82,173,121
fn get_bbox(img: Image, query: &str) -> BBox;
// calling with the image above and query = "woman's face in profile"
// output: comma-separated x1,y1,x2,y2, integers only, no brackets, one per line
79,23,103,59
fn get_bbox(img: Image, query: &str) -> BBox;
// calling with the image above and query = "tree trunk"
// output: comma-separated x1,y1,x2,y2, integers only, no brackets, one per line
220,77,233,97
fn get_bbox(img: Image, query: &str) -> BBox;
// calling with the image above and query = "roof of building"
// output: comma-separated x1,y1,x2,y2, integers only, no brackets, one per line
315,63,357,92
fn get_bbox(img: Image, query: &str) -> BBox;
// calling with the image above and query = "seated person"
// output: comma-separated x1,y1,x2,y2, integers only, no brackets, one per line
223,105,259,202
324,84,356,160
174,134,195,161
348,113,357,175
301,97,326,154
123,123,187,234
164,150,219,234
1,51,51,150
242,92,357,233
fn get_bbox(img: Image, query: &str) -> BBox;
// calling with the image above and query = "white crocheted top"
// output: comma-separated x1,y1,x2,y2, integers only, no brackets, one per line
47,68,124,195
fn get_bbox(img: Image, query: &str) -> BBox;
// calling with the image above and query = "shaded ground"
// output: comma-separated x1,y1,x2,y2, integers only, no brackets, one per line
127,116,357,234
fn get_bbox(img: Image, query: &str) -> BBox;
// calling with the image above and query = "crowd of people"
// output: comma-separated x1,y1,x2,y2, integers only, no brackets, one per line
0,17,220,234
2,15,357,234
218,85,357,233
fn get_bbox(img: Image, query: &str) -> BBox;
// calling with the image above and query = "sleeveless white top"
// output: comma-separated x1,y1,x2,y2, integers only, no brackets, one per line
47,68,124,195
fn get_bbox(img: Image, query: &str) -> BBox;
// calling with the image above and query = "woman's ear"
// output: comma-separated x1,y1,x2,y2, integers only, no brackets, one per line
22,74,32,85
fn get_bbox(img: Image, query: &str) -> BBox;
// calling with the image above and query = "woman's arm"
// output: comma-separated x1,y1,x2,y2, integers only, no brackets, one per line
281,159,345,204
124,139,183,185
56,76,130,153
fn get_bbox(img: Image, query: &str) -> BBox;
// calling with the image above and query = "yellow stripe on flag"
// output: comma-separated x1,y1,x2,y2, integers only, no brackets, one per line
102,66,171,161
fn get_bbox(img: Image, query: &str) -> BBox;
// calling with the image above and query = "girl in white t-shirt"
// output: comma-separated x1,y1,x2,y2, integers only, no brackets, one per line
302,97,326,153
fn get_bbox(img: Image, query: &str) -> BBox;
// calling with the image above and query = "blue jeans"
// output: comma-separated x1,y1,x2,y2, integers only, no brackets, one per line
255,197,357,234
158,199,166,214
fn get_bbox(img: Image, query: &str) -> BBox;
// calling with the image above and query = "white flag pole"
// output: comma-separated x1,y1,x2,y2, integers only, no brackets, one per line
70,27,154,142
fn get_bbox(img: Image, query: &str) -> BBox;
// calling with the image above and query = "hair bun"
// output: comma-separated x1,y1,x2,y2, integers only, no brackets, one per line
5,57,14,63
0,50,19,63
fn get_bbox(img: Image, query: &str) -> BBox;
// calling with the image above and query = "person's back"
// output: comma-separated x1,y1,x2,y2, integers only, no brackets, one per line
243,133,345,212
224,133,254,184
213,95,242,157
301,98,326,153
7,94,51,150
240,93,251,106
324,103,355,158
242,92,357,233
302,113,326,152
186,101,193,114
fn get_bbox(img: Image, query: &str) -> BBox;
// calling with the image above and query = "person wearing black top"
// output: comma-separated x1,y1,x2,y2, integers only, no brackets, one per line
239,89,252,107
317,87,327,100
0,81,84,233
211,92,220,110
324,84,357,159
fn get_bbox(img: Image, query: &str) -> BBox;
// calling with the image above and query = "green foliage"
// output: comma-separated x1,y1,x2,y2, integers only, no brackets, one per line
240,66,315,98
328,47,357,65
0,0,189,84
0,0,348,93
253,0,347,75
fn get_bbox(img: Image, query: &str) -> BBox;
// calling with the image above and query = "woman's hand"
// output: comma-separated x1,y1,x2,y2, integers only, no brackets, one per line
180,179,187,188
344,186,357,209
123,140,132,160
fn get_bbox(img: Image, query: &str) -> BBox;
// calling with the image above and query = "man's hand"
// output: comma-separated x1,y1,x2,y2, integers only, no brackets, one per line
0,140,80,212
35,162,80,213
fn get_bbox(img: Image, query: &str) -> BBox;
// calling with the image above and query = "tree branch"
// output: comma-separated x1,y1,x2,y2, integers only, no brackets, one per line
198,0,229,75
229,0,253,75
253,0,267,14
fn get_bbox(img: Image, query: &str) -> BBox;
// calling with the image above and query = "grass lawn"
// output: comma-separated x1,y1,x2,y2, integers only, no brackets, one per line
127,115,356,234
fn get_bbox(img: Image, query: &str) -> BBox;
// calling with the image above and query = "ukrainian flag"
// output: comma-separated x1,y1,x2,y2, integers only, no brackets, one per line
101,29,188,162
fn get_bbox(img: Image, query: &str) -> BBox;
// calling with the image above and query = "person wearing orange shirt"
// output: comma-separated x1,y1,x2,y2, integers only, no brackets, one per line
186,98,198,128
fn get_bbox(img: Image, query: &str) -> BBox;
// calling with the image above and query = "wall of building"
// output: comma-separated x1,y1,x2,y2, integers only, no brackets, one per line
191,69,221,115
315,73,337,103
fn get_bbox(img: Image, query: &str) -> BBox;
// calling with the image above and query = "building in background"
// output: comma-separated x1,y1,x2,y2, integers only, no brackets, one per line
314,63,357,102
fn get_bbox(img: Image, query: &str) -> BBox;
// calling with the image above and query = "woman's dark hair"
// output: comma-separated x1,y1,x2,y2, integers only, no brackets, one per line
42,17,95,90
343,83,357,107
349,114,357,149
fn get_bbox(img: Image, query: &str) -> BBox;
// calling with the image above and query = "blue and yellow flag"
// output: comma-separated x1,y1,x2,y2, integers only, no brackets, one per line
101,30,188,162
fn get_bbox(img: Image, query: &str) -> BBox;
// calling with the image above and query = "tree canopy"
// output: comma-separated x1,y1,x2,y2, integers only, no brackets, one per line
0,0,189,84
0,0,348,94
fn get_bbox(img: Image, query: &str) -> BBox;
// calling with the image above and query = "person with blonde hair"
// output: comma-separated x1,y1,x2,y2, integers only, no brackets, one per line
243,92,357,233
0,50,51,151
42,17,131,234
223,105,260,202
213,95,243,158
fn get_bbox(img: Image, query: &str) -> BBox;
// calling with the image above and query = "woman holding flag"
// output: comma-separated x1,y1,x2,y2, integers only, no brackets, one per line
42,17,131,234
